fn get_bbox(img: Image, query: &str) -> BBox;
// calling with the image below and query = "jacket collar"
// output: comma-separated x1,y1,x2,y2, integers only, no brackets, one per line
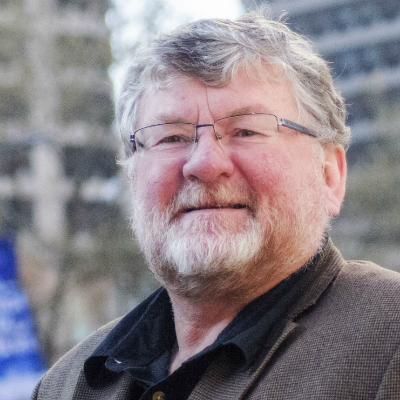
288,238,344,320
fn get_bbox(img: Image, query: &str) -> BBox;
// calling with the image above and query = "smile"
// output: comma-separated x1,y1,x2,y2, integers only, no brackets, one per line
185,204,248,213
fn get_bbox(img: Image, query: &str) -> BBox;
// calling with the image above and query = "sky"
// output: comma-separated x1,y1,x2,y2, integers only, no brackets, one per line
155,0,245,27
107,0,245,96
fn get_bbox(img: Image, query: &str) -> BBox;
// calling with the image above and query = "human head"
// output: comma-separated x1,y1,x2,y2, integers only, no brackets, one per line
118,11,348,299
117,9,351,165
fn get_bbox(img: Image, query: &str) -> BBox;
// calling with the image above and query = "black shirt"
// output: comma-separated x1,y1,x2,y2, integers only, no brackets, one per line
84,249,322,400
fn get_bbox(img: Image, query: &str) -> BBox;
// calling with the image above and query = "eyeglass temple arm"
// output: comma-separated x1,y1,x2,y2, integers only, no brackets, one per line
130,134,138,152
278,118,316,137
130,134,146,152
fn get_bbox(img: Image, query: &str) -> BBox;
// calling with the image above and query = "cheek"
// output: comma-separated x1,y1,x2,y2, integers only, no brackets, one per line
242,150,294,196
133,160,184,211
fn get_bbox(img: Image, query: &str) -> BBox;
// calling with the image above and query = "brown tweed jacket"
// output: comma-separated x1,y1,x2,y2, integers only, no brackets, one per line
31,241,400,399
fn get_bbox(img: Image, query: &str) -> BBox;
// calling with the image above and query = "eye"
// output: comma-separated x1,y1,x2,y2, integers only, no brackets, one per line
230,128,265,139
234,128,260,137
159,134,192,144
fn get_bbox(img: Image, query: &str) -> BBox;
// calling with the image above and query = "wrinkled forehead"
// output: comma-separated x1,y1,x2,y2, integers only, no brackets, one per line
135,64,292,124
135,74,200,128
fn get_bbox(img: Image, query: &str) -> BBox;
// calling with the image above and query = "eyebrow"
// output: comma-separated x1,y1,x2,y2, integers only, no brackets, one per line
153,114,192,124
223,105,273,117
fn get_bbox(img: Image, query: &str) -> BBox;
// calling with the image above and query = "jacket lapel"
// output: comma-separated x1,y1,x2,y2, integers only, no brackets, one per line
188,240,345,400
188,321,298,400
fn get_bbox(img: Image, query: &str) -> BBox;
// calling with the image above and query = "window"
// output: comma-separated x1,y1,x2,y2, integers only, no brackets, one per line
0,199,33,232
0,0,23,8
357,1,378,26
346,94,376,125
66,200,122,234
379,0,400,21
336,50,360,78
359,45,380,73
55,35,112,71
287,15,310,36
56,0,109,14
326,38,400,80
0,28,25,67
333,5,356,32
382,40,400,68
60,88,114,126
387,87,400,104
308,10,330,37
62,146,118,180
0,87,29,121
346,141,375,167
0,143,30,176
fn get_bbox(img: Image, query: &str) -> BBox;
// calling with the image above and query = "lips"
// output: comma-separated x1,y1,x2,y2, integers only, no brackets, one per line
185,204,247,213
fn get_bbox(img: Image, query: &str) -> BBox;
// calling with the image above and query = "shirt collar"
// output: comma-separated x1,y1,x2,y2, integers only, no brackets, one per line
85,288,175,386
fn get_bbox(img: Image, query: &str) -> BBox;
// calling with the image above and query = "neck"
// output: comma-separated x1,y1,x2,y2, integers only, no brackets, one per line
167,272,286,374
167,292,240,374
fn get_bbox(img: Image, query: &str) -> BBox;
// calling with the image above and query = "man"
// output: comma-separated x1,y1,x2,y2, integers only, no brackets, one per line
32,11,400,400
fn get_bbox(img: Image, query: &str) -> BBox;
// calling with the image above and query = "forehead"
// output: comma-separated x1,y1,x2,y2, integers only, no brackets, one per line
136,67,298,127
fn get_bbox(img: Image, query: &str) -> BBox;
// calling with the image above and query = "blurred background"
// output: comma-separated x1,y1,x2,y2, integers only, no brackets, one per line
0,0,399,397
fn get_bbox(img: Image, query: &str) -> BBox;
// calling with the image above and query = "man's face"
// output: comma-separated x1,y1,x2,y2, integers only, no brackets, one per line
130,68,335,298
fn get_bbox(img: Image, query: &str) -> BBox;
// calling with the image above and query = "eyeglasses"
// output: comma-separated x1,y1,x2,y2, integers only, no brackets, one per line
130,113,315,160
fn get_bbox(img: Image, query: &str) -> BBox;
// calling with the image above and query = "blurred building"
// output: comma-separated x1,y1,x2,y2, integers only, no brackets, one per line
0,0,115,241
242,0,400,271
0,0,154,364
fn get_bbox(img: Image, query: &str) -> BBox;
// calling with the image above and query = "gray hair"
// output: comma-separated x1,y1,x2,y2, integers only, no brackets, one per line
117,10,351,160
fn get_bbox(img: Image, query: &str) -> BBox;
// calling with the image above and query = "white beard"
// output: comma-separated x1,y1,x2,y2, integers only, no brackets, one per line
130,157,329,299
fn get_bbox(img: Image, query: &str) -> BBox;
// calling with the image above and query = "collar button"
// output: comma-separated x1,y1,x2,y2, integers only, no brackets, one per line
152,392,165,400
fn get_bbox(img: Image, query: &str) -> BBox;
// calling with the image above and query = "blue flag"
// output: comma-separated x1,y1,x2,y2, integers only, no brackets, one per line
0,238,47,399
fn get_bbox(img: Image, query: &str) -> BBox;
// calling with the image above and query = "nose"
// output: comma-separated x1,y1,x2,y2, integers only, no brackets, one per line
182,126,234,182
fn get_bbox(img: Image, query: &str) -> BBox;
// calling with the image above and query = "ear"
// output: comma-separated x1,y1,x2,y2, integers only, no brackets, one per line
323,145,347,216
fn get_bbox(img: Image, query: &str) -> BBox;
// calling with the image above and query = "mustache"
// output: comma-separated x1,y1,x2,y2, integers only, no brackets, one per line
166,181,257,218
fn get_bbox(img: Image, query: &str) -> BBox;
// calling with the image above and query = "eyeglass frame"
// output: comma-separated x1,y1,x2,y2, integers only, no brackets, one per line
129,113,316,154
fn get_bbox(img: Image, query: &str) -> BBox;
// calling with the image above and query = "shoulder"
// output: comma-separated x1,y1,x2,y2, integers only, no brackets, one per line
341,258,400,281
31,288,165,399
334,259,400,308
50,316,123,371
301,257,400,338
31,317,122,400
251,258,400,398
